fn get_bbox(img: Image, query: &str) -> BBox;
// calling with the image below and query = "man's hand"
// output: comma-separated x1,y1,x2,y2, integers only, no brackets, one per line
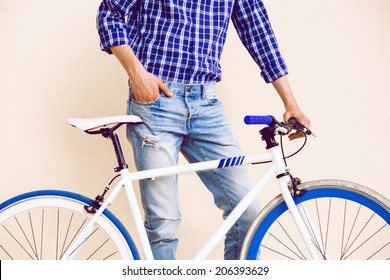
110,44,173,103
129,64,173,103
283,108,311,140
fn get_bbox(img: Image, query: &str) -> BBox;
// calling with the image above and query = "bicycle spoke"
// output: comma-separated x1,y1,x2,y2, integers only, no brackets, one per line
59,217,88,259
314,198,332,259
276,220,306,259
262,220,307,260
342,203,362,257
368,241,390,260
56,209,60,260
343,223,387,260
341,200,347,259
60,212,74,258
28,212,39,260
15,216,39,259
103,250,119,260
342,212,374,259
0,244,14,260
40,209,44,260
325,198,331,253
260,244,295,260
2,224,35,259
67,227,99,257
86,238,110,260
315,200,325,252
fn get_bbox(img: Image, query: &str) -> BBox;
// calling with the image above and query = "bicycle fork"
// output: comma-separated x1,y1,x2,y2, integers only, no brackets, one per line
269,145,322,260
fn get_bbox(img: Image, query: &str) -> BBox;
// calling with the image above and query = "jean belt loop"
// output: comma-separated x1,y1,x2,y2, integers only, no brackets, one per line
205,83,212,99
202,81,215,99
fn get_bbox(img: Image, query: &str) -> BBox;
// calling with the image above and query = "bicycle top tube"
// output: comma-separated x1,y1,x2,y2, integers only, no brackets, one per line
127,153,273,181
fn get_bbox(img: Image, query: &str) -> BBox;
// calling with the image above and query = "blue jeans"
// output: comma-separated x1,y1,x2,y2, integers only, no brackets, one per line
126,81,261,260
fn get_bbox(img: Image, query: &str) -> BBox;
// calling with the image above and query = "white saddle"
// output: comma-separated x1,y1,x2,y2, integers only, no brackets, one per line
67,115,143,131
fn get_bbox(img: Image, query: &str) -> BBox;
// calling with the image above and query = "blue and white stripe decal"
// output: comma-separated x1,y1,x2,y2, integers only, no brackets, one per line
218,156,246,168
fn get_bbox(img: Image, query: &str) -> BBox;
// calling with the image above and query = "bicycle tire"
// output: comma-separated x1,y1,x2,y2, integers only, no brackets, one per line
241,180,390,260
0,190,140,260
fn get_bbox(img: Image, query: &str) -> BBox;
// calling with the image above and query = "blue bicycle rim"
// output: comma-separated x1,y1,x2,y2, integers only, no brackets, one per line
0,190,140,260
246,187,390,259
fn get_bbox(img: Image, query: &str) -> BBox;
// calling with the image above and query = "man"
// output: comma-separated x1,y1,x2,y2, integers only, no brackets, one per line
97,0,310,260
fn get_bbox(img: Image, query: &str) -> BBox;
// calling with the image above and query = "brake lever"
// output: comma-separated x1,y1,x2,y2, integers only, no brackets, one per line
304,127,316,137
286,117,316,137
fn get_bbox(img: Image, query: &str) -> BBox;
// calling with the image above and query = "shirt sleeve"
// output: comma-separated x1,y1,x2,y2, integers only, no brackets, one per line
96,0,138,54
231,0,289,83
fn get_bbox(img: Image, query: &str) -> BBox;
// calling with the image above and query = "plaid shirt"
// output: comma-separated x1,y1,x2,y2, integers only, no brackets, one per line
97,0,288,84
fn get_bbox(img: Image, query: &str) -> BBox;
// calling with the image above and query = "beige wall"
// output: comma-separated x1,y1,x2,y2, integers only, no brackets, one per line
1,0,389,259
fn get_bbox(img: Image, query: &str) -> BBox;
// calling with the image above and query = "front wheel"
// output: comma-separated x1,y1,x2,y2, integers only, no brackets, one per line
0,190,140,260
241,180,390,260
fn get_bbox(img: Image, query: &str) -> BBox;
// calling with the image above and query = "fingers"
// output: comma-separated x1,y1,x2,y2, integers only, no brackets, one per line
299,115,311,128
133,88,157,103
132,74,173,103
283,110,311,141
284,111,311,128
158,80,173,97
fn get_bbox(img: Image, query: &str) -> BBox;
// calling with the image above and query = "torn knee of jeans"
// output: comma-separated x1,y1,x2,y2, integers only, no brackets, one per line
140,133,161,149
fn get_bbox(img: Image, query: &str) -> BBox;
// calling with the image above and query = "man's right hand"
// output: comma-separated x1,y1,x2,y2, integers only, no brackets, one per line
129,65,173,103
110,44,173,103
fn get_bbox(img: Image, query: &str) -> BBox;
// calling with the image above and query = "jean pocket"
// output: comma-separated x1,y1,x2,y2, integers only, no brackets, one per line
130,91,162,106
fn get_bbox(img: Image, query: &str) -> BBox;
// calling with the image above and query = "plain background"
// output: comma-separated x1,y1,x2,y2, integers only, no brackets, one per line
1,0,389,259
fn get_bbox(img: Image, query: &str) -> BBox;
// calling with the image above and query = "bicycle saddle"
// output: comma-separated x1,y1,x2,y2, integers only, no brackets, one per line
67,115,143,131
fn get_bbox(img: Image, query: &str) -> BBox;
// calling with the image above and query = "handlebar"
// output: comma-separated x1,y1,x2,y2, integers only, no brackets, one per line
244,115,315,137
244,115,274,125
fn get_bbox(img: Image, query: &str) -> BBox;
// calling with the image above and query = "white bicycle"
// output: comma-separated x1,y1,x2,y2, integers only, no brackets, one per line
0,115,389,260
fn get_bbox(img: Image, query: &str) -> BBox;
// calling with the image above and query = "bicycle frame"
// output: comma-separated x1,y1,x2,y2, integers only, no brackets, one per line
61,144,321,260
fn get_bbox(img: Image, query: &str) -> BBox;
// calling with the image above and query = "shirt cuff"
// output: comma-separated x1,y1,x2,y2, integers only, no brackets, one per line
260,57,289,83
99,28,130,55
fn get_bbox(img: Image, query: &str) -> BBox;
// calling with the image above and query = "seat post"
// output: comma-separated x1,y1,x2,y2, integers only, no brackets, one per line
102,128,128,172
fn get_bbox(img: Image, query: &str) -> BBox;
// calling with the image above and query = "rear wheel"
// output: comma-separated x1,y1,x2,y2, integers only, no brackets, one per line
0,190,139,260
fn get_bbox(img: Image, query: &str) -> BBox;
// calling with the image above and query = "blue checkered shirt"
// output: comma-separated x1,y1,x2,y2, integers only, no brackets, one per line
97,0,288,84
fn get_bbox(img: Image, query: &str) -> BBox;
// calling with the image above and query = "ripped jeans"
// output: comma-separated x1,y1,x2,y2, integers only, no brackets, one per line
126,81,261,260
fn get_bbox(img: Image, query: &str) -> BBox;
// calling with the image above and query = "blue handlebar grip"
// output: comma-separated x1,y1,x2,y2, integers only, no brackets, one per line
244,115,274,125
